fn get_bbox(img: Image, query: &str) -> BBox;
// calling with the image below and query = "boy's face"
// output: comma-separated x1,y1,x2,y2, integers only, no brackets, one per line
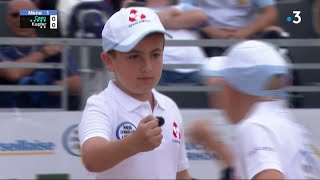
207,77,227,109
102,33,164,100
207,77,238,123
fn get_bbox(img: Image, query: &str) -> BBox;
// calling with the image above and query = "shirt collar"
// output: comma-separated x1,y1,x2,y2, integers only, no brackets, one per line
106,80,166,111
152,88,167,110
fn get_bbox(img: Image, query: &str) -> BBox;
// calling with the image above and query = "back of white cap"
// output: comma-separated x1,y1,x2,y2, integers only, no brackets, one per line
225,40,289,68
202,40,291,98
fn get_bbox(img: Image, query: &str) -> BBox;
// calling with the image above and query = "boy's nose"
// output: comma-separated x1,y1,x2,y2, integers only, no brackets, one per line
141,59,152,73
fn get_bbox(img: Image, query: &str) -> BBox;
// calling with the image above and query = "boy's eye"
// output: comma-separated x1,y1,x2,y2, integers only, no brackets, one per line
152,52,161,58
152,51,163,59
128,54,139,60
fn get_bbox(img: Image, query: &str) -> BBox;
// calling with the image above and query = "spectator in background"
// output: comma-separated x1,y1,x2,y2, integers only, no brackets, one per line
57,0,113,38
111,0,148,11
34,0,58,10
314,0,320,37
143,0,208,85
194,0,286,56
110,0,133,11
0,0,81,109
34,0,61,37
56,0,79,37
108,0,122,11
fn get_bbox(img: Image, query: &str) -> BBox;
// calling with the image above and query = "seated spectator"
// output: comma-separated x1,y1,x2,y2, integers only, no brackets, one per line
34,0,58,10
143,0,208,85
194,0,287,56
56,0,78,37
34,0,62,38
57,0,113,38
110,0,135,11
0,0,81,109
314,0,320,37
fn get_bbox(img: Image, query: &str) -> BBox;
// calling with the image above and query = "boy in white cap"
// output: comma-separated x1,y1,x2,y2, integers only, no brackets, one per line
189,40,320,179
78,7,191,179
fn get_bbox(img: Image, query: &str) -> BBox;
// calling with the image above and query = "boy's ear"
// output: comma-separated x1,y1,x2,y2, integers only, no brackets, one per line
101,52,114,72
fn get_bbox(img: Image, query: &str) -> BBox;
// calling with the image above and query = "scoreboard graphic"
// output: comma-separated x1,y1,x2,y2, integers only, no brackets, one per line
20,10,57,29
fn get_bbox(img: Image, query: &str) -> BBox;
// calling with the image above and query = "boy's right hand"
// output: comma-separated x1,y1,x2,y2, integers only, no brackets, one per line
132,115,163,152
188,119,219,147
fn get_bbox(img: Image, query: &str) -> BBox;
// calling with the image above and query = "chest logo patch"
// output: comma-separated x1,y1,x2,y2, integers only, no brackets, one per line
172,122,181,144
116,122,136,140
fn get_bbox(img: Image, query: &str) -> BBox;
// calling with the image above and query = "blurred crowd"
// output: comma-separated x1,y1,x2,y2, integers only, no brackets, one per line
0,0,319,110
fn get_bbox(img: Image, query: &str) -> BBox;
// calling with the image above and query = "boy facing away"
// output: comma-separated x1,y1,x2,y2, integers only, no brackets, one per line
189,40,320,179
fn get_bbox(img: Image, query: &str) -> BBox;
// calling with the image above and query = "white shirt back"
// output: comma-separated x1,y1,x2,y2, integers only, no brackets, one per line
233,101,320,179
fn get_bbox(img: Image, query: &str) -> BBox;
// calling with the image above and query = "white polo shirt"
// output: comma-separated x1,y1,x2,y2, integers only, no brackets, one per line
78,80,189,179
232,101,320,179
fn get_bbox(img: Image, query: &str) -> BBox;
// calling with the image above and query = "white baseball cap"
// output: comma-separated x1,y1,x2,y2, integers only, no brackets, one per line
202,40,292,98
101,7,172,53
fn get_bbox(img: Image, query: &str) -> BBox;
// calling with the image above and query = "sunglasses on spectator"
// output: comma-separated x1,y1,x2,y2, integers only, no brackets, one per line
9,12,20,18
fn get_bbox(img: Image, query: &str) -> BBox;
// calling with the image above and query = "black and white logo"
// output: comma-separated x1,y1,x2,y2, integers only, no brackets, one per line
116,122,136,140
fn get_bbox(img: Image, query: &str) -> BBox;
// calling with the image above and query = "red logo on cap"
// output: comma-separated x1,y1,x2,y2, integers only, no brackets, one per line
173,122,181,139
129,9,146,22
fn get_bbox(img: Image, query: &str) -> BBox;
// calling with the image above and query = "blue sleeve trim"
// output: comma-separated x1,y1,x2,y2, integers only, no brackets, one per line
256,0,275,7
178,3,200,11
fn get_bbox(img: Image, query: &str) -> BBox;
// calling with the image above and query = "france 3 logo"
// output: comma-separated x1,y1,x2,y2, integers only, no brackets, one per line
287,11,302,24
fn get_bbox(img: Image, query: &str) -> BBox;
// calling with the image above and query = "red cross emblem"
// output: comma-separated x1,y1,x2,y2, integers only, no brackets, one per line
129,9,146,22
173,122,181,139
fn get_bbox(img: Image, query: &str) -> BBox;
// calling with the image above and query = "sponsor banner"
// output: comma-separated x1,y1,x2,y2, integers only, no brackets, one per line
0,109,319,179
0,111,90,179
0,140,55,155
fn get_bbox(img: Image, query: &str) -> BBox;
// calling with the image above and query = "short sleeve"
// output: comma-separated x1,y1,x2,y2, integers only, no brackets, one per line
78,94,114,145
176,3,201,11
256,0,276,7
237,123,283,179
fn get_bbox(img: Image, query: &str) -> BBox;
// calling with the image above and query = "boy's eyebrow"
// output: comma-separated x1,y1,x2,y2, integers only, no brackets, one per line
152,48,163,52
129,48,163,53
